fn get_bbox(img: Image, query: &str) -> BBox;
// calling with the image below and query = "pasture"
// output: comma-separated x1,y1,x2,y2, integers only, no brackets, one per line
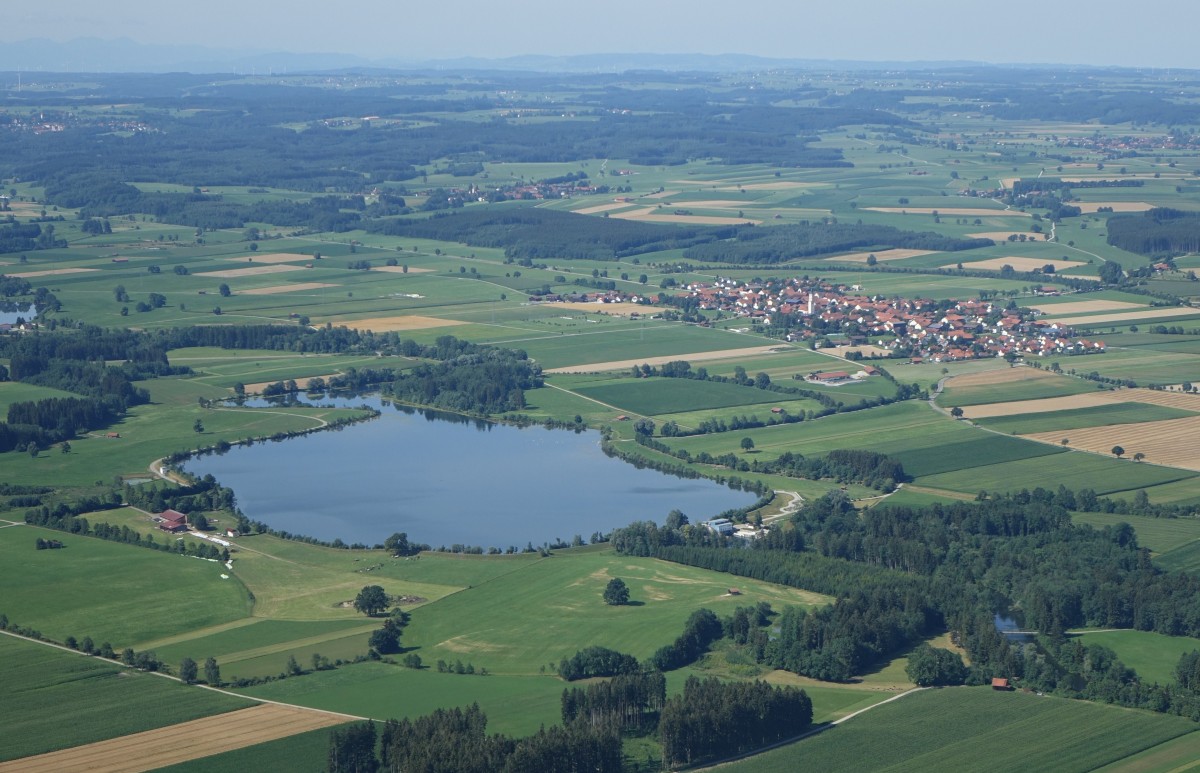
399,547,829,675
728,687,1199,773
1073,629,1200,685
919,451,1196,495
1071,510,1200,561
0,524,251,647
0,634,251,763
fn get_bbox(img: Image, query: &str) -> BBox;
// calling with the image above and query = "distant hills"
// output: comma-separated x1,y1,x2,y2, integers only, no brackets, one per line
0,37,1017,75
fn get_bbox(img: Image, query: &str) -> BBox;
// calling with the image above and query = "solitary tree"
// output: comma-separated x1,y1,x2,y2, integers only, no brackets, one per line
1061,438,1069,447
204,657,221,686
603,578,630,606
740,437,756,452
1133,452,1146,463
950,407,964,419
354,585,389,616
218,283,231,297
1112,445,1125,458
193,419,204,434
179,657,198,684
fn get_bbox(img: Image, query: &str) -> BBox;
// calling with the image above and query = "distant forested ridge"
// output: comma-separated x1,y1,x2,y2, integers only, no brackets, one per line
1106,208,1200,257
683,222,992,264
367,206,735,261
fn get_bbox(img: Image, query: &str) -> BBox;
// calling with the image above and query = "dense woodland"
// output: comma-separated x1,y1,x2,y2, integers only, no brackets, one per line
613,489,1200,719
1107,208,1200,257
682,222,992,264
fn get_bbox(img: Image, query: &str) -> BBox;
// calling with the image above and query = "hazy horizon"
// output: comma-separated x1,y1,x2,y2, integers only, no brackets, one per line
4,0,1199,71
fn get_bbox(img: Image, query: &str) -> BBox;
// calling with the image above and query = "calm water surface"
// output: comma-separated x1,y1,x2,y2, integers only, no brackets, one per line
184,396,754,548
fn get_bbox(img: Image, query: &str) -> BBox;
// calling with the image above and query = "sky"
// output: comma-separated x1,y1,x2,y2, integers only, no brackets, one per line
5,0,1199,69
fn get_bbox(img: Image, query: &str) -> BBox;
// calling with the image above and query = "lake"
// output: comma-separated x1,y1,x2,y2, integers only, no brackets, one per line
184,396,756,549
0,304,35,325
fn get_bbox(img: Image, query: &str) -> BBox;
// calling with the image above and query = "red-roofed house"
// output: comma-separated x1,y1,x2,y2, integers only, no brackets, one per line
158,509,188,533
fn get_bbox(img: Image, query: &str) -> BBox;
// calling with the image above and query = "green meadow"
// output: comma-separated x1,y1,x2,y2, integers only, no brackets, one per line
0,634,251,762
0,524,251,648
976,402,1196,435
728,688,1199,773
1074,629,1200,685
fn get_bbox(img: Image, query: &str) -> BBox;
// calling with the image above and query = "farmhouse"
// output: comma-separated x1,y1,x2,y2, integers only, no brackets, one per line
811,371,851,383
157,509,188,533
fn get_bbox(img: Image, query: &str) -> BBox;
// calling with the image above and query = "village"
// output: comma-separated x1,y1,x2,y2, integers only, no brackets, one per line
679,276,1107,363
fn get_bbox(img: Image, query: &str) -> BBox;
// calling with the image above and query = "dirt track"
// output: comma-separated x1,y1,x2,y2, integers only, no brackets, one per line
0,704,350,773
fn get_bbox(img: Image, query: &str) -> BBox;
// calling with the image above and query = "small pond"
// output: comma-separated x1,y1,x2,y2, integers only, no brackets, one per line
183,395,756,549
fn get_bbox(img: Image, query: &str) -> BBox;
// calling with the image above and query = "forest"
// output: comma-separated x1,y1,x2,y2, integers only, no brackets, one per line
1106,207,1200,257
682,222,992,264
611,488,1200,719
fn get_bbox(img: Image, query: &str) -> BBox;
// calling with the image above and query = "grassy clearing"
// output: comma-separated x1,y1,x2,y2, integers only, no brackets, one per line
0,524,251,648
400,547,828,675
0,380,77,417
1071,511,1200,558
1073,629,1200,685
976,402,1197,434
728,687,1197,773
1155,540,1200,573
0,634,252,762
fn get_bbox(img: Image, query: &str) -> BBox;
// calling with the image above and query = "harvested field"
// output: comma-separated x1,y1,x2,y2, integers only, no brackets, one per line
1102,388,1200,411
1075,202,1154,213
570,302,666,316
337,315,464,332
948,366,1058,389
609,207,658,219
0,703,350,773
1026,416,1200,470
372,265,434,274
573,202,637,215
969,231,1039,240
643,190,680,199
7,268,99,278
962,393,1115,418
826,344,892,358
240,282,339,296
946,257,1083,272
1051,307,1200,326
244,374,340,393
865,207,1030,217
1030,300,1145,315
718,181,817,190
198,265,305,279
666,199,758,207
621,212,758,225
827,248,935,264
222,253,310,264
546,345,793,374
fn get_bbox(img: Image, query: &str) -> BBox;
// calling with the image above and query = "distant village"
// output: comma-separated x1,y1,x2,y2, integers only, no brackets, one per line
680,277,1106,364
